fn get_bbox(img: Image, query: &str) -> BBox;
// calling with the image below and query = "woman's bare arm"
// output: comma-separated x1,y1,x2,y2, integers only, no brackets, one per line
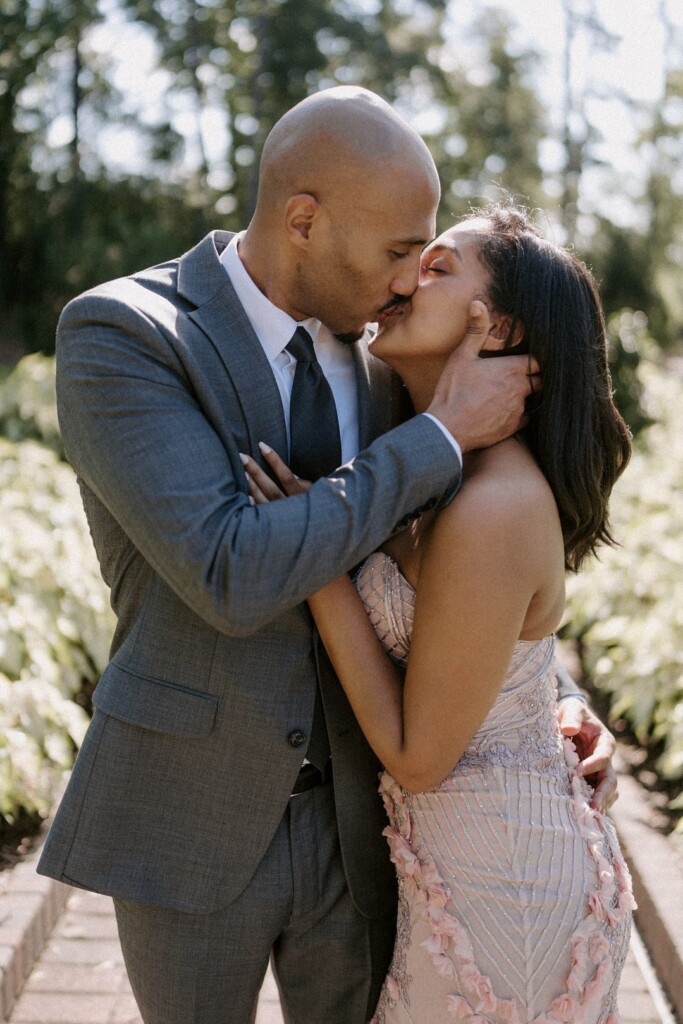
311,472,545,790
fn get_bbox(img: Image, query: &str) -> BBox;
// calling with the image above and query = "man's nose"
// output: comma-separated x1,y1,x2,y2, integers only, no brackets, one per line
390,256,421,297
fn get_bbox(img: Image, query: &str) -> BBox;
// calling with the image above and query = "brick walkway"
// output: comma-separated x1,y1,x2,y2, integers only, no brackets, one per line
5,887,671,1024
2,753,679,1024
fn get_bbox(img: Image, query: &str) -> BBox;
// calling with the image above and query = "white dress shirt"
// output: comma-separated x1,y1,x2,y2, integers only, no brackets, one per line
220,233,462,467
221,234,358,462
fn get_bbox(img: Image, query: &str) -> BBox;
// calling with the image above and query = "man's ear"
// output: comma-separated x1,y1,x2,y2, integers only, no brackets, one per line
480,314,525,353
284,193,320,246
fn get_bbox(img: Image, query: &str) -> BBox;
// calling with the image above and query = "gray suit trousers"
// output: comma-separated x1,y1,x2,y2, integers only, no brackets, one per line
114,782,395,1024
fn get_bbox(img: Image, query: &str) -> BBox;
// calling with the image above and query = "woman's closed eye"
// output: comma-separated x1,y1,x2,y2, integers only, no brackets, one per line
421,259,448,275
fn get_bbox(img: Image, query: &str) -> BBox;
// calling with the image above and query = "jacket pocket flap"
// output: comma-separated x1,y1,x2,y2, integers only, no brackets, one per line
93,663,219,737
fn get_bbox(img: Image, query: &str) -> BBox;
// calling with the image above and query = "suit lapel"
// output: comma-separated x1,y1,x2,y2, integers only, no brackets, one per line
351,334,395,450
175,232,402,461
178,231,289,460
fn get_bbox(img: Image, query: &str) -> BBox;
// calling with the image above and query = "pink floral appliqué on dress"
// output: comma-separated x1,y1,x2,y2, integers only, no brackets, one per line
355,552,635,1024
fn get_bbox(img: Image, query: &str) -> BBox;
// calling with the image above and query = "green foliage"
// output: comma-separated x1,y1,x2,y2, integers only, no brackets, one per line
3,0,679,361
431,10,547,224
0,0,108,345
0,352,62,453
1,339,682,832
605,310,656,439
0,359,115,824
120,0,452,222
587,221,671,349
563,346,683,822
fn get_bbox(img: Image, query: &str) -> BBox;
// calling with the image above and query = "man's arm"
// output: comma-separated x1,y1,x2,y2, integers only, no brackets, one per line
57,291,460,637
555,658,587,703
58,286,536,637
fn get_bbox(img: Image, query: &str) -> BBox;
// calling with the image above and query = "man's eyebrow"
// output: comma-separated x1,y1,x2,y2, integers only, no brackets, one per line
393,237,433,248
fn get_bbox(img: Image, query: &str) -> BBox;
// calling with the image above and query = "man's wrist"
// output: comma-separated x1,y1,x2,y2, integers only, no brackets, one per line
422,413,463,469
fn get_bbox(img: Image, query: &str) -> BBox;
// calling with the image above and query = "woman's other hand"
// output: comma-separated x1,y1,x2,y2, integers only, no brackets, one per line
240,443,312,504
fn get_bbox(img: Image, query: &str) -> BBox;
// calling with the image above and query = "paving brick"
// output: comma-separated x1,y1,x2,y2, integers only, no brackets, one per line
109,989,143,1024
0,894,46,970
9,990,117,1024
255,966,284,1024
2,757,680,1024
40,938,124,966
56,911,119,941
258,967,280,1002
1,867,53,897
618,987,662,1024
620,957,646,990
21,961,127,994
65,892,117,916
255,1004,284,1022
3,880,671,1024
612,769,683,1022
0,946,16,1021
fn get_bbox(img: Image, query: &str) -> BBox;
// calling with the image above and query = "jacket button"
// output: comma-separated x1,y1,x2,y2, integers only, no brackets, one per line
288,729,306,748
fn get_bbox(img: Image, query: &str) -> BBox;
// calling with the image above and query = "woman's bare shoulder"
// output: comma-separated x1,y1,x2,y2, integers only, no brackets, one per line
457,439,554,511
436,438,563,560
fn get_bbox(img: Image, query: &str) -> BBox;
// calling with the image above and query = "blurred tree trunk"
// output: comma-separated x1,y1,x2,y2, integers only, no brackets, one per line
559,0,619,245
560,0,580,245
68,14,84,239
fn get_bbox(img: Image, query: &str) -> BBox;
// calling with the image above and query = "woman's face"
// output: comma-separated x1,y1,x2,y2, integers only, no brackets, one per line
369,220,493,365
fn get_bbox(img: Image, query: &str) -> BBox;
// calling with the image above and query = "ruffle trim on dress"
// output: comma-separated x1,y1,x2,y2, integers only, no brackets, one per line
372,741,636,1024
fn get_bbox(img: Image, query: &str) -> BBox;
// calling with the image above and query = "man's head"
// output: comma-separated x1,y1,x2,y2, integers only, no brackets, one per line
239,87,440,342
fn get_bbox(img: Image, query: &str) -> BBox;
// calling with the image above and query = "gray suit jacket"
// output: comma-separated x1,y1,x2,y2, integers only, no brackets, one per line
37,230,461,915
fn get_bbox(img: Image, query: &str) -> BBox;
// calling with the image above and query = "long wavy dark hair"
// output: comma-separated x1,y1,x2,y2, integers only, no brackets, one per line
470,203,631,571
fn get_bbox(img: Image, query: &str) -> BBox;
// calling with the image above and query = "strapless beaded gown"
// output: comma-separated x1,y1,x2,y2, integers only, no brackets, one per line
355,552,635,1024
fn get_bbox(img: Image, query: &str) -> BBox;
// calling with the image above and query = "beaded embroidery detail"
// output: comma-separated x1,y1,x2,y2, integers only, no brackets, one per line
373,760,635,1024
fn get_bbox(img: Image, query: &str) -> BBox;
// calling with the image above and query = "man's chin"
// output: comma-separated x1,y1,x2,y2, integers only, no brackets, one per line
333,328,367,345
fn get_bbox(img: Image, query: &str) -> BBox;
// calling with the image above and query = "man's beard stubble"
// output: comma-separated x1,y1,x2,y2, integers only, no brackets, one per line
333,329,366,345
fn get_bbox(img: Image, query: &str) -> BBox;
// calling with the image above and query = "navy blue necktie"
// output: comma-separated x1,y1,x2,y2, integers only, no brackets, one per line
286,327,342,481
286,326,341,768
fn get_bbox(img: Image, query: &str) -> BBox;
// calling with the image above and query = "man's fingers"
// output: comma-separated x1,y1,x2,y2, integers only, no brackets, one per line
575,729,615,777
589,768,619,813
576,750,612,778
557,697,587,737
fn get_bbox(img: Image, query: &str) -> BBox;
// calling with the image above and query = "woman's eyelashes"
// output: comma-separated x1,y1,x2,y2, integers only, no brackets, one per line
421,260,448,276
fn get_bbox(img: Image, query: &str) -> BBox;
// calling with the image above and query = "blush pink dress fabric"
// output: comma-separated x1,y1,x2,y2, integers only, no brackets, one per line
355,552,635,1024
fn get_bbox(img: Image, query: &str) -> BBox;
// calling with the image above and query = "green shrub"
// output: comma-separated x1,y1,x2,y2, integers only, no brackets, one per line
1,344,681,830
564,345,683,823
0,431,115,822
0,353,63,456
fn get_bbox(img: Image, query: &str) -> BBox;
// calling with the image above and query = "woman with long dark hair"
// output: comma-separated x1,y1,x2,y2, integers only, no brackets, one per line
244,204,634,1023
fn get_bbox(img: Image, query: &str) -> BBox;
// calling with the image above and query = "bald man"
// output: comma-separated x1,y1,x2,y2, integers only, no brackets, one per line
38,87,614,1024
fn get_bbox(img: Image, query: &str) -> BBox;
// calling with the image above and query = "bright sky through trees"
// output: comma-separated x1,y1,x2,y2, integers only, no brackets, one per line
80,0,682,231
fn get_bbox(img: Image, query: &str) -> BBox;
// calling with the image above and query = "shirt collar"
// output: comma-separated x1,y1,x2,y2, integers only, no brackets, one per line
220,233,325,362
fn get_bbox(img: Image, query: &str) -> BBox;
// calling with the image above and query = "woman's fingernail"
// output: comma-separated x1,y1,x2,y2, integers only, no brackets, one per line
248,495,255,506
239,453,249,465
258,441,272,454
